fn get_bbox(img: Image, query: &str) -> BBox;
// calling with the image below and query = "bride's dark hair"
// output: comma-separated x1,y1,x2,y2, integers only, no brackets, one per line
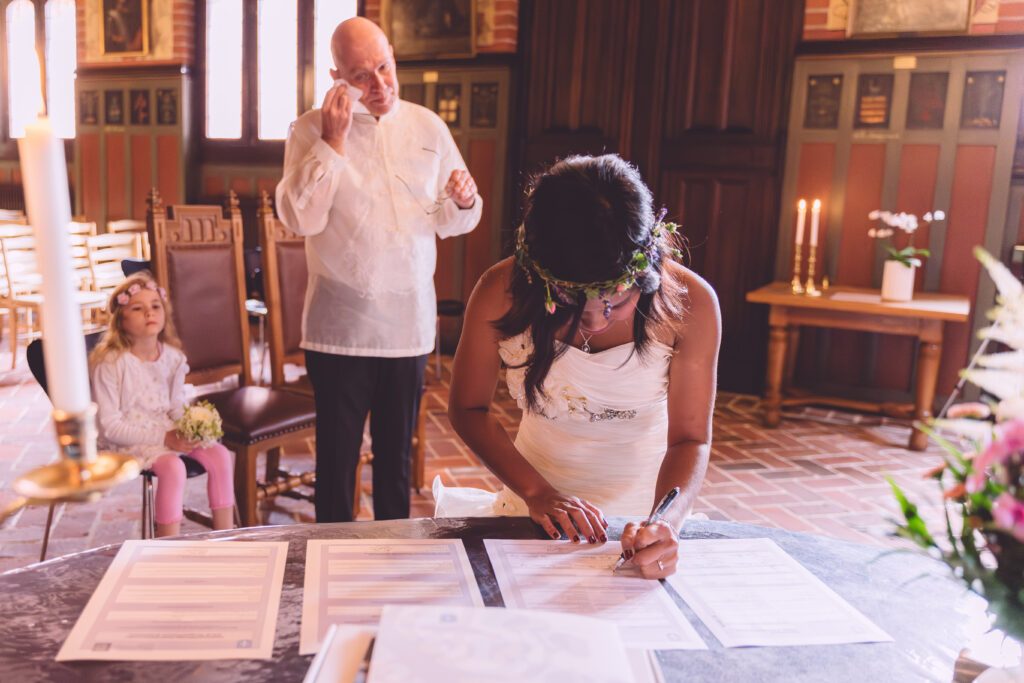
495,154,686,411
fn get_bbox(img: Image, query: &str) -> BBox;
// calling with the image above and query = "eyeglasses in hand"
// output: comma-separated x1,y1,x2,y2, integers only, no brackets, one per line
395,174,450,215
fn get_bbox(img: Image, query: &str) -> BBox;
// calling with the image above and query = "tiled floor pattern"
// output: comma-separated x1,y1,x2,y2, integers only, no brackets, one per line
0,345,949,573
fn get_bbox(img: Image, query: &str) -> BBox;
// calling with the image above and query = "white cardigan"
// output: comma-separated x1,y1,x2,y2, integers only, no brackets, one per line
91,345,189,468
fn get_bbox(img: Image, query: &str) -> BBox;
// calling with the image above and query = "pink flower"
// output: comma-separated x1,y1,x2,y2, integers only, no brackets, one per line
993,493,1024,542
545,300,556,314
968,419,1024,492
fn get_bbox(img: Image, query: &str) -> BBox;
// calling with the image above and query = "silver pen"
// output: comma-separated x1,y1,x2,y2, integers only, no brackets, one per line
612,486,681,573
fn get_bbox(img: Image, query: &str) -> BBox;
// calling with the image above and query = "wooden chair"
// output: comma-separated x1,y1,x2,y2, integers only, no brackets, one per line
0,235,106,368
257,191,428,509
147,189,317,527
86,233,140,294
107,219,149,260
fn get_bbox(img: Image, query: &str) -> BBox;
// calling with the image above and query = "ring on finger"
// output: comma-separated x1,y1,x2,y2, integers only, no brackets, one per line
657,559,665,571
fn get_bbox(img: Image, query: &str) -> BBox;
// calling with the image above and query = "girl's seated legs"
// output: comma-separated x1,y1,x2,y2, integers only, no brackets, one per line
189,443,236,530
151,452,186,537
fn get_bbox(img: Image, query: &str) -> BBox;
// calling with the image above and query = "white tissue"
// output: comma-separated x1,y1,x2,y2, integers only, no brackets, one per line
333,79,370,115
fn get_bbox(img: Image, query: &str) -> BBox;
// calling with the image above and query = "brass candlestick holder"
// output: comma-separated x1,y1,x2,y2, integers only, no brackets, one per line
0,403,139,523
804,246,822,297
790,242,805,295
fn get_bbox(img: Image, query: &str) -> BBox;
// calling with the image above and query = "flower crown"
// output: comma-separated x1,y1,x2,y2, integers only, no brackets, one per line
514,209,683,317
114,280,167,309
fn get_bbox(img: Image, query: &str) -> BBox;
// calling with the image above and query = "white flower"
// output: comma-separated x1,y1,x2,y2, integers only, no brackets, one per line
868,210,881,220
924,212,932,222
868,228,877,238
188,406,213,422
996,397,1024,422
933,210,945,221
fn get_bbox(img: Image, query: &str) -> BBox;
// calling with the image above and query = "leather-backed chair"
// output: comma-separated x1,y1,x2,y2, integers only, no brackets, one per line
257,192,429,511
147,189,317,526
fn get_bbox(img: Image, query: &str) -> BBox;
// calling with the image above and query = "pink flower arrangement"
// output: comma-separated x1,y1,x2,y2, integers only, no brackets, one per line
115,280,167,307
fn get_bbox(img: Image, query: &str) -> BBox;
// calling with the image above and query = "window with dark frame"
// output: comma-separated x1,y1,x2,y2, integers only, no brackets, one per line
198,0,358,163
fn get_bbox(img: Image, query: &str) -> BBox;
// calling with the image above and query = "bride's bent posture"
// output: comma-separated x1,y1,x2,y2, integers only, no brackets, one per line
445,153,721,578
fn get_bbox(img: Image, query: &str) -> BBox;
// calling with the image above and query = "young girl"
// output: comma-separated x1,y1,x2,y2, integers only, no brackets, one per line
91,272,235,537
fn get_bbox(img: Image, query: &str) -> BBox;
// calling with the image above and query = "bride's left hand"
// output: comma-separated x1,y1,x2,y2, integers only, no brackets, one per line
620,520,679,579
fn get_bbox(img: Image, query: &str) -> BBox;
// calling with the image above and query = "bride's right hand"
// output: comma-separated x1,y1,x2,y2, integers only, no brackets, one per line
525,489,609,544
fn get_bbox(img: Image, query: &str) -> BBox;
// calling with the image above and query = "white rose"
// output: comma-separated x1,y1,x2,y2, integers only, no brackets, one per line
190,406,213,421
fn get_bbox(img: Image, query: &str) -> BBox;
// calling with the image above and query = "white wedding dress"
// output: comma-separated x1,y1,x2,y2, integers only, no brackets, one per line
434,330,673,518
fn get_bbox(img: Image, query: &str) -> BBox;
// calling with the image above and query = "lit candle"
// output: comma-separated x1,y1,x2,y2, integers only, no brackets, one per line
17,116,90,414
809,199,822,248
795,199,807,246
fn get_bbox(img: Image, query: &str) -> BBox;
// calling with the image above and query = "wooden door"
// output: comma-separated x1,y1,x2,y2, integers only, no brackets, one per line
516,0,805,392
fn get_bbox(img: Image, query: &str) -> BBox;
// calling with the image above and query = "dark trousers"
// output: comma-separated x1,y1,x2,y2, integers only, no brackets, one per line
305,350,427,523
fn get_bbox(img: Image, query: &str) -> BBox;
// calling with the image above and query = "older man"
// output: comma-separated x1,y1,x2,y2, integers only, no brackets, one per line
276,17,481,522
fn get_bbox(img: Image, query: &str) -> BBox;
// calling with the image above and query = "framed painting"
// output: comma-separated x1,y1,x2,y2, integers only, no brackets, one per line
79,91,100,126
848,0,971,36
961,71,1006,129
803,74,843,129
130,89,150,125
906,72,949,130
101,0,149,56
854,73,893,129
384,0,475,60
156,89,177,126
104,90,125,126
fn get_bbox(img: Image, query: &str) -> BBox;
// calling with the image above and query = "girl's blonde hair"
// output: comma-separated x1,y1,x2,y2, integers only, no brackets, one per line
90,271,182,366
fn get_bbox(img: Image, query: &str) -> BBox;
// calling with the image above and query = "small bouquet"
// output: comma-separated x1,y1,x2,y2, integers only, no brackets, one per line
175,400,224,445
890,246,1024,639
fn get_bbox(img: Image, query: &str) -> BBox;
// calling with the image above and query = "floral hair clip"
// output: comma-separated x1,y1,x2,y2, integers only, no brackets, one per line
114,280,167,308
514,208,683,317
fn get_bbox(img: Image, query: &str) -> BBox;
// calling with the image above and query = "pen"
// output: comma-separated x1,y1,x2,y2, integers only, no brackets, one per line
612,486,681,573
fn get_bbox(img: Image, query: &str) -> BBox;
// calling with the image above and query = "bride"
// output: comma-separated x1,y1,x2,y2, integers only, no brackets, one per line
444,153,721,578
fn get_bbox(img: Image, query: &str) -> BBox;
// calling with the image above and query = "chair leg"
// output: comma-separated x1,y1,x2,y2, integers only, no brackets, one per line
9,308,18,370
435,315,441,379
265,447,281,483
39,502,56,562
142,474,156,539
233,444,260,528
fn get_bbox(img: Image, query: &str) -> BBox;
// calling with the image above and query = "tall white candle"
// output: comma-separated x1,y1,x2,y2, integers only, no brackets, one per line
18,116,90,414
795,199,807,246
809,199,822,248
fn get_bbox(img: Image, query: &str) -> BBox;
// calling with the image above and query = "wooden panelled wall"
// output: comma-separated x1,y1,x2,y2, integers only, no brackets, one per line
778,54,1024,402
74,68,192,226
516,0,805,392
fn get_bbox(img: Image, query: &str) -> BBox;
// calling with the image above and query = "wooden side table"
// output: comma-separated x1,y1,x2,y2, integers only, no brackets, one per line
746,283,971,451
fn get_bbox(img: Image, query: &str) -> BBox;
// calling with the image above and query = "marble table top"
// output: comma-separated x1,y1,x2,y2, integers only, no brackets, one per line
0,516,989,682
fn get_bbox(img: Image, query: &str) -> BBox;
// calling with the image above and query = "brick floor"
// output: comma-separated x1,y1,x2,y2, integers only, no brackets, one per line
0,344,951,573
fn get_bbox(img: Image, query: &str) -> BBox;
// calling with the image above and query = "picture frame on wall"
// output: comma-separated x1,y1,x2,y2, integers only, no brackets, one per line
961,71,1006,129
854,73,894,129
383,0,475,60
847,0,971,36
79,91,100,126
104,90,125,126
906,72,949,130
803,74,843,129
101,0,149,56
130,89,150,125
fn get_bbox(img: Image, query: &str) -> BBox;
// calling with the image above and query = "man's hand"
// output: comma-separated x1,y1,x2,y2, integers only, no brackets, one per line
320,81,354,155
445,169,478,209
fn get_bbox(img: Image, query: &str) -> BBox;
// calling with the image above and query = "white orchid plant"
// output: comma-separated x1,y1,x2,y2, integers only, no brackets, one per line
890,247,1024,638
868,209,945,268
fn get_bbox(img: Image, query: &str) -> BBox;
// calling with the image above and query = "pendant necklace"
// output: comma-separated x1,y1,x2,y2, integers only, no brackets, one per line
580,329,594,353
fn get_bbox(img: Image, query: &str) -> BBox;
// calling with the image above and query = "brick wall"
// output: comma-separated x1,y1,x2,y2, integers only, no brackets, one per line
78,0,194,67
364,0,517,54
805,0,1024,41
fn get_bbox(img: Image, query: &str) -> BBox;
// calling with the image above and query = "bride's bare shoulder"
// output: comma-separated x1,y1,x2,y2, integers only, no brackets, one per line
660,261,721,343
468,257,516,315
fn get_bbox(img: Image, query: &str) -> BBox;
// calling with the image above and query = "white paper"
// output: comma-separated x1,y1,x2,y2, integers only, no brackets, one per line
303,624,375,683
665,538,893,647
828,291,882,304
56,540,288,661
484,539,706,650
367,604,635,683
299,539,485,655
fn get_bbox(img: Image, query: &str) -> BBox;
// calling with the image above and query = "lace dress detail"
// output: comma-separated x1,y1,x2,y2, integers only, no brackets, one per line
434,331,673,518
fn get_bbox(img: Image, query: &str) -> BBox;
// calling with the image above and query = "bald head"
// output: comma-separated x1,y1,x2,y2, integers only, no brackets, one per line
331,17,389,71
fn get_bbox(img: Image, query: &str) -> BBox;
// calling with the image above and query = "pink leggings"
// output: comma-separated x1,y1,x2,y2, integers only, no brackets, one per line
149,444,235,525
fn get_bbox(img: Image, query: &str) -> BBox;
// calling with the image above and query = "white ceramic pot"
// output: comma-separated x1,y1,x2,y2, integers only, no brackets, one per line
881,259,915,302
